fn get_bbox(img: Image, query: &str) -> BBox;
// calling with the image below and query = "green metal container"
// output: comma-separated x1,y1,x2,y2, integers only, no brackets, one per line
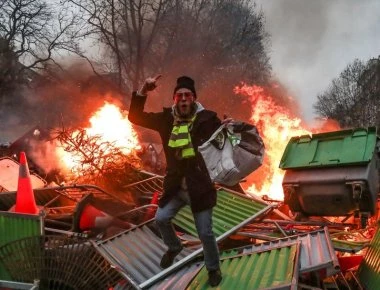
280,127,378,169
280,127,379,221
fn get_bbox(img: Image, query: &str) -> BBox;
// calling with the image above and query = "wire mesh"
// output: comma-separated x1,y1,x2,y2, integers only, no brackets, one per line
0,235,124,290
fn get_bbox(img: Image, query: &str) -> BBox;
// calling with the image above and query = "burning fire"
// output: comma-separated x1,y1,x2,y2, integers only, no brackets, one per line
234,84,311,201
55,87,338,199
57,102,140,178
86,103,139,153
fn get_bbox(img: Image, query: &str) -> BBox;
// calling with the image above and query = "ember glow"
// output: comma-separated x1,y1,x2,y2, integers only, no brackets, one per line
57,102,140,177
234,84,311,201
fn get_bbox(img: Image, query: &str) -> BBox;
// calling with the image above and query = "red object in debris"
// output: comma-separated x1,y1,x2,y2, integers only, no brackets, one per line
79,204,113,231
144,191,160,220
284,224,294,230
151,191,159,205
338,255,364,273
14,152,38,214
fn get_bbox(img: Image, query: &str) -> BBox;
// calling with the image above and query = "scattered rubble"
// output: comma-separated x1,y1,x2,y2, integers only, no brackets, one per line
0,126,379,289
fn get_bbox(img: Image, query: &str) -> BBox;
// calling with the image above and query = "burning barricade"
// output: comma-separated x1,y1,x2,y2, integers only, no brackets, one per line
0,84,379,289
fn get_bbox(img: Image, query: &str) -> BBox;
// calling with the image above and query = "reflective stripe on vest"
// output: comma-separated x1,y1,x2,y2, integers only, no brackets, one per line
168,116,196,158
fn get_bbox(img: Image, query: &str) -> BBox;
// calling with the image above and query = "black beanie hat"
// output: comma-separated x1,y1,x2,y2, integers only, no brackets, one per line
173,76,197,99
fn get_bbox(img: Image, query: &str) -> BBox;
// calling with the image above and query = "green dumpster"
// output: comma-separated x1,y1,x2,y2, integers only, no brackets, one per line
280,127,379,223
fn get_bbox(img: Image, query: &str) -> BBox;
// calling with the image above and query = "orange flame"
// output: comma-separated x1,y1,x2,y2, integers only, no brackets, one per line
86,103,139,154
57,102,140,177
234,84,311,201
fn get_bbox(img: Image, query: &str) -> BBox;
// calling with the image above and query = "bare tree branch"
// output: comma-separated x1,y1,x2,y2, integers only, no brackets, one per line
53,125,142,187
314,57,380,128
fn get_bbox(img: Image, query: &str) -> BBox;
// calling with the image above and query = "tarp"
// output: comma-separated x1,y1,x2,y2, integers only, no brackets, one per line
0,157,46,191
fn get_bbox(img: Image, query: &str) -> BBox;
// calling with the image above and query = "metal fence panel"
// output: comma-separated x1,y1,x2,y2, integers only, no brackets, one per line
235,227,340,276
0,189,76,212
357,225,380,289
0,211,43,280
0,235,122,290
0,211,43,246
95,222,195,287
173,189,268,237
147,262,203,290
96,188,271,289
0,279,39,290
188,243,300,290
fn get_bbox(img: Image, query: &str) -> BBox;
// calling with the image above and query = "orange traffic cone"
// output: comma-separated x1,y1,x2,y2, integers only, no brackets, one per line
14,152,39,214
79,204,133,231
74,194,131,232
79,204,114,230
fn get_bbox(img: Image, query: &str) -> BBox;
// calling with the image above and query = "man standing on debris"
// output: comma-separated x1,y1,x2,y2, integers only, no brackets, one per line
128,75,222,287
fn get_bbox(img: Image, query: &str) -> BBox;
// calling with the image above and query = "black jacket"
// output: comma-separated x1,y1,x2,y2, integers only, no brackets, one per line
128,92,221,212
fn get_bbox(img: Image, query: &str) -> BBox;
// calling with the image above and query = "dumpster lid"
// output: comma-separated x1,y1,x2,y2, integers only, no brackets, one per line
279,127,379,169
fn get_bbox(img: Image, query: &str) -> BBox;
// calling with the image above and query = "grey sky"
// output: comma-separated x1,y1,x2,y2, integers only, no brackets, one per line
255,0,380,124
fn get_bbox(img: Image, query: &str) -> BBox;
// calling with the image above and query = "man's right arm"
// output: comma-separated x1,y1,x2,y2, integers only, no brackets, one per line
128,91,163,131
128,75,163,131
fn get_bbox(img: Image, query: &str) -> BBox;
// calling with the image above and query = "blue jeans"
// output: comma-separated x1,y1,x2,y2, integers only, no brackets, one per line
155,189,220,271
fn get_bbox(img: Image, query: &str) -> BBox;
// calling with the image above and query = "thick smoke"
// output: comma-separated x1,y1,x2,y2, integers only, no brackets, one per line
1,60,126,143
265,0,330,66
255,0,380,123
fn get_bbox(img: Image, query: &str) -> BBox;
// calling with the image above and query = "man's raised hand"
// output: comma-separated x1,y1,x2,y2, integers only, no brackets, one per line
138,75,162,96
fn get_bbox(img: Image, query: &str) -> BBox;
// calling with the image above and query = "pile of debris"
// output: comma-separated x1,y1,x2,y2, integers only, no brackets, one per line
0,126,379,289
0,155,378,290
